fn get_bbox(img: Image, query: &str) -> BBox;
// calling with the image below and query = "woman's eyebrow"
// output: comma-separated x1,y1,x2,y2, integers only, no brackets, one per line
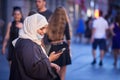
40,27,46,30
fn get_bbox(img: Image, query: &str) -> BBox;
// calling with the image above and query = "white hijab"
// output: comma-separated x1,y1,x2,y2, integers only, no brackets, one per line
12,13,48,46
12,13,48,57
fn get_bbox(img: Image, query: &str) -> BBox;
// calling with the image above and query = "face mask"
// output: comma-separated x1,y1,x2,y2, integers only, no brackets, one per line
37,34,44,40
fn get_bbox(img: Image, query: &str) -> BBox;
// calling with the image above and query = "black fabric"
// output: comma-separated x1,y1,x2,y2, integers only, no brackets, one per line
49,42,71,67
84,28,92,38
38,10,52,20
65,23,71,40
92,39,106,50
48,23,71,67
9,38,56,80
52,68,61,80
8,21,23,61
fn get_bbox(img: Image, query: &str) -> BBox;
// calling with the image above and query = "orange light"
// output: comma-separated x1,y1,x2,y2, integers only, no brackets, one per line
94,9,99,18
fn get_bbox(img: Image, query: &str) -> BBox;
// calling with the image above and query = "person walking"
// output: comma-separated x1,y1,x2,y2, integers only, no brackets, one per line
2,7,23,65
47,7,71,80
36,0,52,20
91,10,109,66
10,13,60,80
110,14,120,67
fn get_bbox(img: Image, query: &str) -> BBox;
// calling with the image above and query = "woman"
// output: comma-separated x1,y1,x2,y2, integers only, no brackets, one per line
10,13,60,80
76,17,85,43
2,7,23,64
28,10,63,63
47,7,71,80
110,14,120,67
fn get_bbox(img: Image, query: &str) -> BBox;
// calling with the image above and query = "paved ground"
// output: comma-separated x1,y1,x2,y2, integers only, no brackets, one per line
65,43,120,80
0,45,10,80
0,42,120,80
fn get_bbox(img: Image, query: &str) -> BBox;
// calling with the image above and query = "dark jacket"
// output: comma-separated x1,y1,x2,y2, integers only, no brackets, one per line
9,38,56,80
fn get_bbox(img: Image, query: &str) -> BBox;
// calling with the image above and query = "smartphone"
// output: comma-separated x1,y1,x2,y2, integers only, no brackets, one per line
56,48,66,53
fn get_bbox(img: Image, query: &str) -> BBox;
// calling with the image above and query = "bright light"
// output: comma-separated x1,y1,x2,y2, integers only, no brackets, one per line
87,9,92,17
94,9,99,18
90,0,94,8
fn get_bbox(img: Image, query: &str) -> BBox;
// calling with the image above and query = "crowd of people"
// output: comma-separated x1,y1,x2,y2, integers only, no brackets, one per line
1,0,71,80
75,9,120,67
1,0,120,80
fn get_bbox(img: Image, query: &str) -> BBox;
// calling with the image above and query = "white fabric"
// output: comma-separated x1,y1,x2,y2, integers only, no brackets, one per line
13,13,48,46
12,13,48,57
93,17,108,39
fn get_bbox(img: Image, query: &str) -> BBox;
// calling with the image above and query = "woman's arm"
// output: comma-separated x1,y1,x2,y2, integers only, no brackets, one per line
65,23,71,46
109,24,115,36
90,28,96,43
2,22,11,54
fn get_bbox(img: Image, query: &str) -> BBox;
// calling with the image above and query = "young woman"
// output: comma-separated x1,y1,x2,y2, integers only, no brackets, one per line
47,7,71,80
110,14,120,67
10,13,61,80
2,7,23,64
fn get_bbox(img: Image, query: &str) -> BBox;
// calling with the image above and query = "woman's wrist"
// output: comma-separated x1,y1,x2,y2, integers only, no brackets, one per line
49,57,52,62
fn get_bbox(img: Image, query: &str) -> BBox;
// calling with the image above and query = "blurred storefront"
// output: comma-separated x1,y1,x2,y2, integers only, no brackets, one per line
2,0,117,36
1,0,68,36
1,0,68,24
67,0,109,21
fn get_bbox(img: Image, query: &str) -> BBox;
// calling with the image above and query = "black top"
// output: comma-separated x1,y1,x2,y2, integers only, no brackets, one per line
9,38,56,80
10,20,23,42
38,10,52,20
8,20,23,61
10,21,19,41
64,23,71,40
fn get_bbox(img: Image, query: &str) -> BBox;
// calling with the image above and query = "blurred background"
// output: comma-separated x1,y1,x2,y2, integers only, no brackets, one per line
0,0,120,36
0,0,120,80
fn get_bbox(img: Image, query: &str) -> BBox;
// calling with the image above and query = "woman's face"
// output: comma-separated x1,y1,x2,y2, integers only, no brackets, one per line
13,10,22,22
37,26,47,35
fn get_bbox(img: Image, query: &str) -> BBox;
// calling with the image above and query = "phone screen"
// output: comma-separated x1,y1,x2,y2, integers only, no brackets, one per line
57,48,66,53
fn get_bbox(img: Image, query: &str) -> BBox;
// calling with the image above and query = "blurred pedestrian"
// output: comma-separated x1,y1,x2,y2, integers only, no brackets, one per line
110,14,120,67
91,10,109,66
36,0,52,20
105,14,112,53
47,7,71,80
76,17,85,43
85,17,93,44
10,13,60,80
2,6,23,65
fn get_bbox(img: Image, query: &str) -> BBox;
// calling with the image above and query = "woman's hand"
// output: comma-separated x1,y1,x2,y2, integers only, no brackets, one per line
16,22,23,29
51,63,60,73
49,51,62,62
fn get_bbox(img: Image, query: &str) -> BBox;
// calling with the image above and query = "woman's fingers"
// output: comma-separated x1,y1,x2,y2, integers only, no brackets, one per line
49,51,62,62
51,63,60,73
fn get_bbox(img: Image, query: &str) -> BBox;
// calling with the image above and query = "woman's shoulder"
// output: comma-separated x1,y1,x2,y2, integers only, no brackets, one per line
16,39,35,47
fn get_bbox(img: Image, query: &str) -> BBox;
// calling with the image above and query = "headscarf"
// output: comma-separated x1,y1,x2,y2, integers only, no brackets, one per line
12,13,48,46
